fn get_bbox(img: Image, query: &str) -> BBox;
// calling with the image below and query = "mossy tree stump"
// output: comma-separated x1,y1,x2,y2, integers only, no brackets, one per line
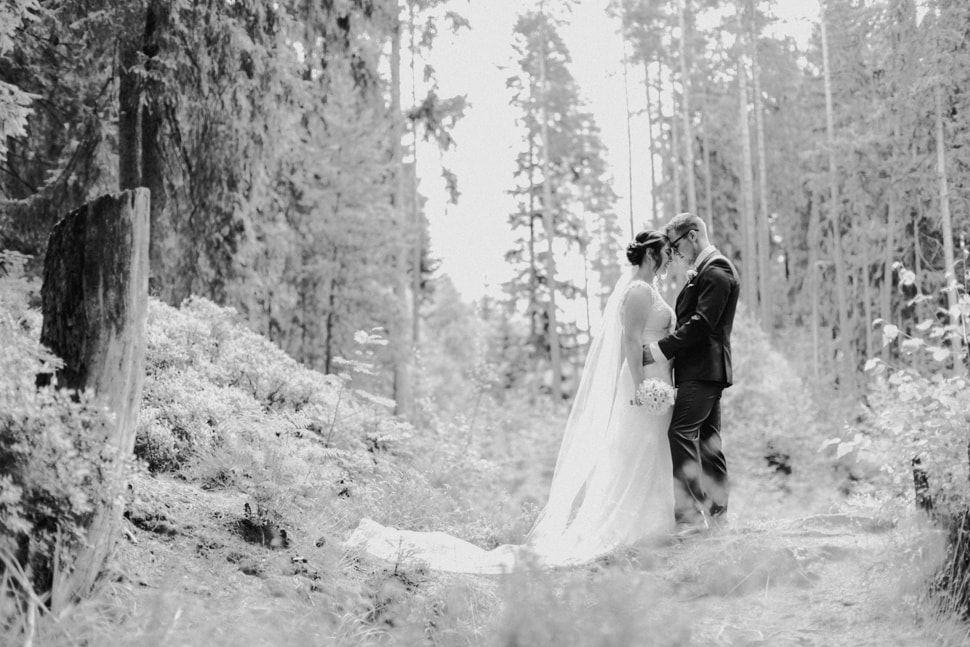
38,189,149,600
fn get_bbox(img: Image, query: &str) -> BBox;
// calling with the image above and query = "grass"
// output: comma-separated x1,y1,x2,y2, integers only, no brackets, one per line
4,473,967,647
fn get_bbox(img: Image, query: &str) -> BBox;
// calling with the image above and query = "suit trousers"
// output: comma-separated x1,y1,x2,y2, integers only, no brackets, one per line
668,380,729,523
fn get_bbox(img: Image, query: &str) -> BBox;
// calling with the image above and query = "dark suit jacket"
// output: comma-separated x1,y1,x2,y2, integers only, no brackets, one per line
657,251,740,387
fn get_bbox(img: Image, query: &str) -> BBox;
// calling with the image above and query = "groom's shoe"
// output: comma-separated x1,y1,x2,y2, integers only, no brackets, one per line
672,521,706,540
707,504,728,530
673,510,708,537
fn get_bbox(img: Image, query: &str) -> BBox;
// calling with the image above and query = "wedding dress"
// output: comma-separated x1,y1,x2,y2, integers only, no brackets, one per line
346,268,675,573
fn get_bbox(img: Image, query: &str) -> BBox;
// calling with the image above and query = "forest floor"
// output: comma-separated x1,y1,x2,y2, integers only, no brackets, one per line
79,473,966,647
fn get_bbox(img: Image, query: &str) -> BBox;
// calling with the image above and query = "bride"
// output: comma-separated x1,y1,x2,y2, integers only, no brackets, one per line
347,230,676,573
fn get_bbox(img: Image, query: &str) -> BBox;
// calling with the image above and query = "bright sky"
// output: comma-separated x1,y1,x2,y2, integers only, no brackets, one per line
418,0,819,305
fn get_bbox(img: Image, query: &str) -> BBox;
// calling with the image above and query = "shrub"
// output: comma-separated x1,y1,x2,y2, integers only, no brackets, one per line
0,250,110,592
146,297,344,414
842,278,970,620
848,314,970,513
137,297,347,472
135,370,265,471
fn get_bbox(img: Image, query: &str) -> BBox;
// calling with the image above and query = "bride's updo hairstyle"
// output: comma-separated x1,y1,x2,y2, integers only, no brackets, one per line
626,230,666,271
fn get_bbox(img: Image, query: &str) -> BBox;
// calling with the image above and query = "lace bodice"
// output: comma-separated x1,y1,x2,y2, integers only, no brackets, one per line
624,279,674,344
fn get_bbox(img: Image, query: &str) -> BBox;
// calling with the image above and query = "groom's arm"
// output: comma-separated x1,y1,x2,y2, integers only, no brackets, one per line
656,261,735,360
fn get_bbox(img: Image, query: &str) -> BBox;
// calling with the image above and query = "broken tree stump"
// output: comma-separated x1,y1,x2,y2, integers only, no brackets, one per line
37,188,149,600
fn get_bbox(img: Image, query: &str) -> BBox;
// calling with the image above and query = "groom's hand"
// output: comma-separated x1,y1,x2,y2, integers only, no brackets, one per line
642,345,655,366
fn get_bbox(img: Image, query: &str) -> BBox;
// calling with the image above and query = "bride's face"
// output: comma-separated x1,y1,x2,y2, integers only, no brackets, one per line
667,246,691,273
660,244,673,274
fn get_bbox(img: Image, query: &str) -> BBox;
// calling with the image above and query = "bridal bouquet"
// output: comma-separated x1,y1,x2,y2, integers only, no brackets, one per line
635,378,676,414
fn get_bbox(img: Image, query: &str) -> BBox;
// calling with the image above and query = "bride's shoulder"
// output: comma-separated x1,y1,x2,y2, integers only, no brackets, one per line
627,278,663,295
621,280,654,305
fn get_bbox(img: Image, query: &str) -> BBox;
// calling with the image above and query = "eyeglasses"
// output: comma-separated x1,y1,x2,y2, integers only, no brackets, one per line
668,229,696,256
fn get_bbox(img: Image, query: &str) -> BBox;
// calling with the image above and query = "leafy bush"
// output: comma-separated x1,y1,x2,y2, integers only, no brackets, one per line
847,312,970,513
838,270,970,620
136,370,265,471
145,297,344,412
136,296,426,545
0,250,110,590
138,297,377,472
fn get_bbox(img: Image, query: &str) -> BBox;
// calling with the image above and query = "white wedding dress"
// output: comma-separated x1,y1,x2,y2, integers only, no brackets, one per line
347,269,675,573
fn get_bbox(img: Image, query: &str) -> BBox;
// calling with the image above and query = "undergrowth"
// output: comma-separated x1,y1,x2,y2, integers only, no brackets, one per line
0,250,112,596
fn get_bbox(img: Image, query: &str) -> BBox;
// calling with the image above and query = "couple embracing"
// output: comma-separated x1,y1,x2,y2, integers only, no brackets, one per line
636,212,739,532
348,213,740,572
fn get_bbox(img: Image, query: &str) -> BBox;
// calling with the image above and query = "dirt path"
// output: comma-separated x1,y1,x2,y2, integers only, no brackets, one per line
106,476,961,646
653,513,953,646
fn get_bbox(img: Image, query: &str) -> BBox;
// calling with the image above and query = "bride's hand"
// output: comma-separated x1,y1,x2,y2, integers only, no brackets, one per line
630,383,644,406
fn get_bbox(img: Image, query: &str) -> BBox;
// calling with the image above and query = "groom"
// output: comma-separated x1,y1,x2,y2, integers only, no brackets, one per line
643,213,740,528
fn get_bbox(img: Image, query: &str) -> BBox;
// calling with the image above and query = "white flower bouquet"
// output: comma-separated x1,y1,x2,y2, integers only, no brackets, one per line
634,378,676,414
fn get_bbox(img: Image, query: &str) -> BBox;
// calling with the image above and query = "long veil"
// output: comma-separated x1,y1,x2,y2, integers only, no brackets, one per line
523,267,633,549
347,267,644,573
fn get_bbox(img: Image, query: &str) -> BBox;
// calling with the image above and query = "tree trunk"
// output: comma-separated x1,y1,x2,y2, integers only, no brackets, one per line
623,52,635,236
749,6,771,327
881,197,896,363
736,4,757,316
883,0,908,363
809,194,821,379
528,104,539,399
914,202,926,373
538,7,562,402
118,43,140,191
820,1,853,389
142,0,169,301
934,80,957,317
389,18,412,417
701,87,714,237
670,78,683,216
324,247,338,375
408,2,422,348
678,0,697,217
581,241,592,350
862,230,874,359
644,61,659,228
37,189,149,605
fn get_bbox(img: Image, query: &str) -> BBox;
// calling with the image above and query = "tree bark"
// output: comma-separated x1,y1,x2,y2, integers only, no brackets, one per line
408,2,422,348
118,43,141,191
934,80,957,317
678,0,697,217
389,17,412,416
820,1,853,389
37,189,149,604
808,193,821,379
749,4,771,327
701,87,714,237
142,0,169,302
670,77,683,216
736,3,757,316
623,53,635,236
644,61,659,227
883,0,909,363
862,229,874,359
528,119,539,355
914,204,928,374
881,197,896,363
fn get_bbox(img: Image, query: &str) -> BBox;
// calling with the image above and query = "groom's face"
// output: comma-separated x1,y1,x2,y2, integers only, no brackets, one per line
667,227,699,265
